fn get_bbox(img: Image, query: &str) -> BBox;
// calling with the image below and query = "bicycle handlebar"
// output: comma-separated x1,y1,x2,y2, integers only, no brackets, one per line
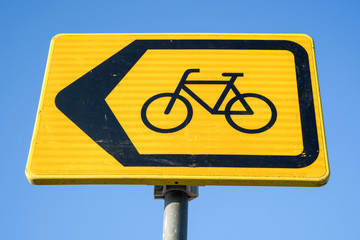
222,72,244,77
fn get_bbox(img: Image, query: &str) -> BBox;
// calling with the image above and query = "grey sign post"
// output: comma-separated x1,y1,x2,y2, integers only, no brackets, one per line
154,186,199,240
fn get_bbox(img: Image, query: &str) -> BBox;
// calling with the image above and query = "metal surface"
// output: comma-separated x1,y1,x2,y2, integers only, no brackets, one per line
162,188,190,240
154,185,199,201
25,33,329,186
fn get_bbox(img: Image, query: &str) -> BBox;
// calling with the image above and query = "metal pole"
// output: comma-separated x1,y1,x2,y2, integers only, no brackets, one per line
154,186,199,240
163,190,188,240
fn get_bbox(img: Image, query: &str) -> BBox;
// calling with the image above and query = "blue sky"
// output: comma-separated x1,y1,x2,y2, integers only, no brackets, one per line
1,0,359,239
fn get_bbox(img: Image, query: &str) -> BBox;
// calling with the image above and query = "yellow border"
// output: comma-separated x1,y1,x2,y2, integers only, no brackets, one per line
25,36,57,179
26,172,329,187
308,37,330,183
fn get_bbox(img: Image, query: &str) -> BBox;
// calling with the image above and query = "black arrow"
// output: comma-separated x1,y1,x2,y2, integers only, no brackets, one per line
55,39,318,168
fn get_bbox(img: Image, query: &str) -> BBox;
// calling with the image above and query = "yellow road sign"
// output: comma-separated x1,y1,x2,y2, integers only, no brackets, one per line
25,34,329,186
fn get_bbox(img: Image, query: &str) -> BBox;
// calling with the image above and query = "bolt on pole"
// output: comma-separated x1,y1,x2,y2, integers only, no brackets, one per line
154,186,199,240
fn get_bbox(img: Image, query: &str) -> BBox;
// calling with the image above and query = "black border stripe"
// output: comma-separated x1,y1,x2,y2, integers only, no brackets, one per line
55,40,319,168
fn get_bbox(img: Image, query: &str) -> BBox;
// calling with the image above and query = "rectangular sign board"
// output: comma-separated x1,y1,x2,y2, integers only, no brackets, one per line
26,34,329,186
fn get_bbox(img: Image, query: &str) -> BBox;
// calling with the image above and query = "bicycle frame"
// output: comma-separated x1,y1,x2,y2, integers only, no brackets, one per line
165,69,254,115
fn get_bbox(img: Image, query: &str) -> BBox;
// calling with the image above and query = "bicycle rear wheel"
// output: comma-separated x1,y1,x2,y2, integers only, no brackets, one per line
141,93,193,133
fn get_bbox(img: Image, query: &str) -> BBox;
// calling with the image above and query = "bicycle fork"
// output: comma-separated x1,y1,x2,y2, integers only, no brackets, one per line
217,72,254,115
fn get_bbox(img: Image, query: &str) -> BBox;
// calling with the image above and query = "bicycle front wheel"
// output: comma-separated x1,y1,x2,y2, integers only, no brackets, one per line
141,93,193,133
225,93,277,134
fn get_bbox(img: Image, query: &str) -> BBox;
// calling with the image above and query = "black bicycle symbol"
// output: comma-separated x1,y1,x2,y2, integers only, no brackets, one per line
141,69,277,134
